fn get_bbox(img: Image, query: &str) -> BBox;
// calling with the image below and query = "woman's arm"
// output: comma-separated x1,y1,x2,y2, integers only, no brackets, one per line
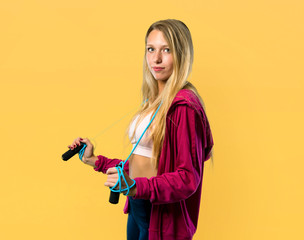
79,155,98,167
68,137,128,174
94,155,129,175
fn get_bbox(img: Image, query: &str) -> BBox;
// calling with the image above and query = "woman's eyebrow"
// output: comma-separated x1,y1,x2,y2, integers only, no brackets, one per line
146,43,169,47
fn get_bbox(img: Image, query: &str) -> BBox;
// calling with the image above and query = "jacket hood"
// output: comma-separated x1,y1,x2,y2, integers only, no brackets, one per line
168,89,214,160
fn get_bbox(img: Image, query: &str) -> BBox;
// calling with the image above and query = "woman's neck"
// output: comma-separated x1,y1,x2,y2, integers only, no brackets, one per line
157,80,166,96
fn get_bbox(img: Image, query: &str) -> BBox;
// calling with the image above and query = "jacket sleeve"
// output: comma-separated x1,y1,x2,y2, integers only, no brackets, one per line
94,155,129,175
132,105,205,204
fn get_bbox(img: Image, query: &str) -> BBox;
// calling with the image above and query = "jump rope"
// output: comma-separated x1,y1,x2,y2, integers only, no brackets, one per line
62,100,162,204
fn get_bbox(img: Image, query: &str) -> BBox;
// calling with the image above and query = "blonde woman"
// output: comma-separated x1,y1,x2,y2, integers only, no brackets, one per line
68,19,214,240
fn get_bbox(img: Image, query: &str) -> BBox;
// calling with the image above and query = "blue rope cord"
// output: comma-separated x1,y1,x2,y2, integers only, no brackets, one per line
110,101,162,195
79,100,162,195
78,144,87,161
111,161,136,196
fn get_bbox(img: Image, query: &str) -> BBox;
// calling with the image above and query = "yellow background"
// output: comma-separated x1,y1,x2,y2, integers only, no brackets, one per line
1,0,303,239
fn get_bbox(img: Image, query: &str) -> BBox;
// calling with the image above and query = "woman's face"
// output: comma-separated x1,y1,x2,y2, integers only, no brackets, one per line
146,30,174,83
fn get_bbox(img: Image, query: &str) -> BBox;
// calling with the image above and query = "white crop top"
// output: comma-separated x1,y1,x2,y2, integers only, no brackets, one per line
128,112,153,158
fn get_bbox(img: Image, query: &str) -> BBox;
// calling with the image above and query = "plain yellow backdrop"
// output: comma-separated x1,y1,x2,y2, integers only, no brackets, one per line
0,0,303,239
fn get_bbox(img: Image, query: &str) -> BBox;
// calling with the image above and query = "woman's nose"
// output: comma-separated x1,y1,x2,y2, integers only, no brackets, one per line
154,51,162,63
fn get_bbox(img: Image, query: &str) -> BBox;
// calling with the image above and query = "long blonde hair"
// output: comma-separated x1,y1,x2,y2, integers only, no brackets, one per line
127,19,213,168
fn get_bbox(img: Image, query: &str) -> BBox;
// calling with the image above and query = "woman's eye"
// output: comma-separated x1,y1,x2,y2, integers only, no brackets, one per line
147,47,153,52
164,48,170,52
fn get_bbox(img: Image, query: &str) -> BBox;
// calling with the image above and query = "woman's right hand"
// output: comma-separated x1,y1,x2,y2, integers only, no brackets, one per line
68,137,97,167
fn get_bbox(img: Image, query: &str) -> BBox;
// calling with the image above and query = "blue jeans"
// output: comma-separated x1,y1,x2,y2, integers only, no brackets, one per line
127,197,152,240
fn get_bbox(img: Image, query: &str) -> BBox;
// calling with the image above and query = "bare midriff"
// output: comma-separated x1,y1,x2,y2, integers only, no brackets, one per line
129,154,157,179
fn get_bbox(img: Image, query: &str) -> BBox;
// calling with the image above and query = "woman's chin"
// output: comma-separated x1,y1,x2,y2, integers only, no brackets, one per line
154,76,169,82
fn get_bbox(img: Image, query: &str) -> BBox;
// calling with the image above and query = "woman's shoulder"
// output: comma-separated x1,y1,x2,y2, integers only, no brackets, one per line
170,89,202,111
175,89,198,100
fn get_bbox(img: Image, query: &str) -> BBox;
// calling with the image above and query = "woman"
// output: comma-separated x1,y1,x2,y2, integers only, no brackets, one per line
68,19,214,240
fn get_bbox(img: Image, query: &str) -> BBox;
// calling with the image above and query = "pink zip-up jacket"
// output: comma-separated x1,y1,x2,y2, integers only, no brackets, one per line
94,89,214,240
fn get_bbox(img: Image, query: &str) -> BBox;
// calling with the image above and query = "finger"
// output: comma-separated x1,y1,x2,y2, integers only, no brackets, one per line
70,143,78,150
106,167,118,175
107,174,119,182
104,180,119,188
104,182,115,188
80,138,88,144
75,137,82,146
71,140,77,149
106,177,119,184
72,137,81,146
80,138,93,148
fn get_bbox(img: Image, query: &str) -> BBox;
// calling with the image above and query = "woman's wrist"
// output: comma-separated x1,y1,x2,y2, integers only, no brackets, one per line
129,186,137,197
83,155,98,167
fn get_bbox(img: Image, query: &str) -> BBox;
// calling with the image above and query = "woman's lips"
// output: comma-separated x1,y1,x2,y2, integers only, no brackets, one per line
153,67,164,72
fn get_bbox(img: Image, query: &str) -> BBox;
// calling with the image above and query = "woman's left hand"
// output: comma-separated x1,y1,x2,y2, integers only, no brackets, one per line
105,167,137,197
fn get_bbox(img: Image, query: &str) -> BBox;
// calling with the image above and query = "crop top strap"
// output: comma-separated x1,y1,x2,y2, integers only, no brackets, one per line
124,101,162,163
